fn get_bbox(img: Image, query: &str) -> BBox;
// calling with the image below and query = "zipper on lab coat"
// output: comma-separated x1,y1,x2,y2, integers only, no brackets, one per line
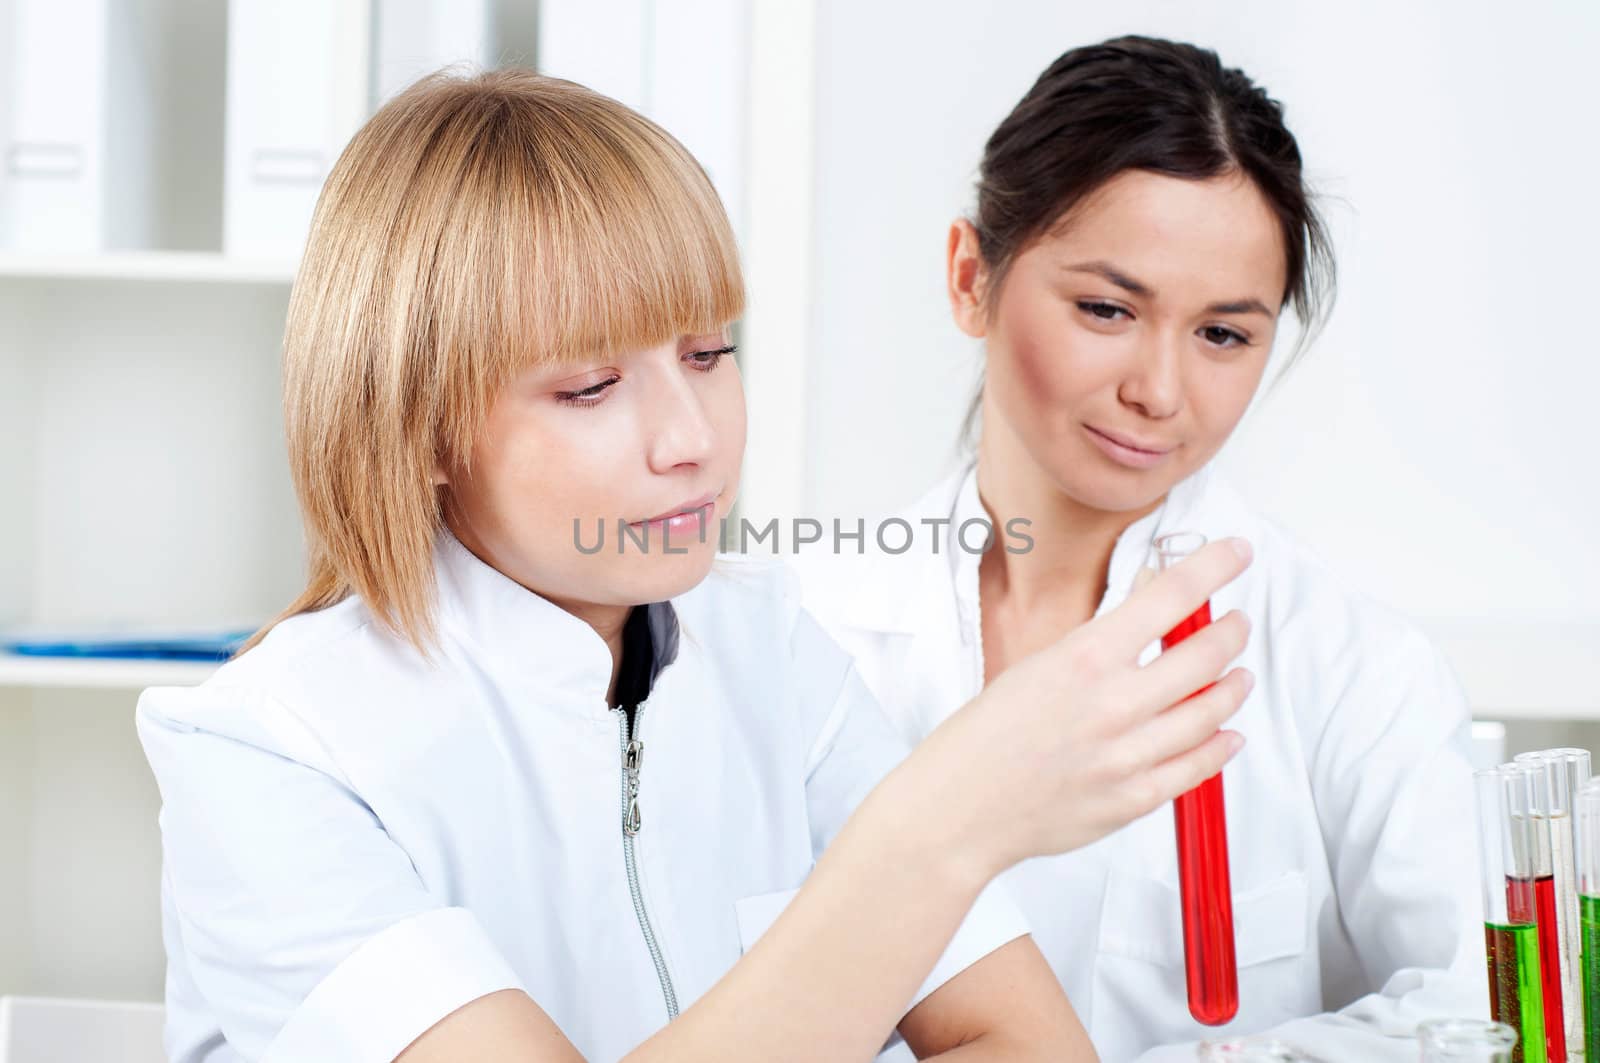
616,704,680,1019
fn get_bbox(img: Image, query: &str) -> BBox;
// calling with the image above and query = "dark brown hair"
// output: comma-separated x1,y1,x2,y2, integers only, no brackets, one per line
965,35,1335,435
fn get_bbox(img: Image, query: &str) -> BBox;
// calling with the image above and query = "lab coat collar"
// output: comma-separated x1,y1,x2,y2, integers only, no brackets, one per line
833,457,1218,635
432,530,680,716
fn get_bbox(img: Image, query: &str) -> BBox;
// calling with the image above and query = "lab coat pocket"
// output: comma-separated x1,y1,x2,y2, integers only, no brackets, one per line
734,887,803,954
1097,866,1309,969
1093,866,1313,1036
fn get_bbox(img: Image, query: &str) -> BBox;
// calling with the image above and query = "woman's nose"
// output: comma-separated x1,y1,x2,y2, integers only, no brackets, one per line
1117,334,1183,420
644,368,716,473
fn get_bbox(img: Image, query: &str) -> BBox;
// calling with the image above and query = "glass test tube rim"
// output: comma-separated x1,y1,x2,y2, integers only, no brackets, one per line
1416,1017,1518,1059
1195,1037,1310,1061
1476,765,1541,919
1578,779,1600,894
1516,750,1585,817
1154,530,1208,569
1532,748,1594,765
1506,760,1555,878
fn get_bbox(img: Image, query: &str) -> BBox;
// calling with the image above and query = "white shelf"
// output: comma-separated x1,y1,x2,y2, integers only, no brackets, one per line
0,652,217,691
0,251,296,285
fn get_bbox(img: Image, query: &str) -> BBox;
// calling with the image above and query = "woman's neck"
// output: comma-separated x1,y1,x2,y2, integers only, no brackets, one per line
560,599,631,706
445,509,633,704
974,419,1162,619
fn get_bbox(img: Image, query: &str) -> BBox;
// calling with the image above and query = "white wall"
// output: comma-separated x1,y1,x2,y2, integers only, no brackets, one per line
537,0,749,242
18,280,300,630
23,690,165,999
800,0,1600,643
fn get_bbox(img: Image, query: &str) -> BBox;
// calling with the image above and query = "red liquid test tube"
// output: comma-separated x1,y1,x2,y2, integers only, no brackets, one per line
1506,760,1567,1062
1155,532,1239,1026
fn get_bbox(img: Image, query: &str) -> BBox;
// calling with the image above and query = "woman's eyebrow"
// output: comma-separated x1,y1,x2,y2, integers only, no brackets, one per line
1203,296,1274,316
1065,259,1273,316
1065,259,1152,296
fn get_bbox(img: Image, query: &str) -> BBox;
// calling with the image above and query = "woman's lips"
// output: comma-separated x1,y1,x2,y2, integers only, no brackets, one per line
1083,425,1175,470
630,492,719,541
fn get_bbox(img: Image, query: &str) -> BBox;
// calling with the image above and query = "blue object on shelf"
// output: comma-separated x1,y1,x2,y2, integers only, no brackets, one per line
1,631,253,662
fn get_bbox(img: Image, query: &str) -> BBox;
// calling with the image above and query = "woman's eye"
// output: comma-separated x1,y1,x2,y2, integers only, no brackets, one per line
554,376,620,407
685,344,737,371
1201,325,1249,348
1077,301,1128,322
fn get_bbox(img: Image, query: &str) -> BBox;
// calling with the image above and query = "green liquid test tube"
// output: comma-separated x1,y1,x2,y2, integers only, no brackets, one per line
1576,782,1600,1060
1488,918,1549,1060
1479,764,1549,1063
1582,895,1600,1060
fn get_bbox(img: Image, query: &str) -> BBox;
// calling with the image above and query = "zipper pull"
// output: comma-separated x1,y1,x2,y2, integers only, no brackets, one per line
624,739,644,836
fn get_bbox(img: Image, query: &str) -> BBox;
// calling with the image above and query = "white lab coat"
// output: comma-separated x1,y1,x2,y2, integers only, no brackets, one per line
793,461,1487,1062
136,532,1027,1063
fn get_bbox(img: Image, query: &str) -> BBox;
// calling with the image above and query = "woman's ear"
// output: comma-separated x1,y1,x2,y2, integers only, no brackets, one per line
947,219,991,339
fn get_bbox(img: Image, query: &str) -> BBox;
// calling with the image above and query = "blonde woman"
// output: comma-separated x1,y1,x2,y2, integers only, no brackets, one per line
137,70,1254,1063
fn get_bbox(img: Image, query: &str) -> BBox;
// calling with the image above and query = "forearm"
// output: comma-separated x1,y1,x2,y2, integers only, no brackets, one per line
626,756,994,1063
923,1033,1071,1062
901,938,1097,1063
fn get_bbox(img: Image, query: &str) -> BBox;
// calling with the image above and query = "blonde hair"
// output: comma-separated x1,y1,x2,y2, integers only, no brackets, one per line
246,68,744,654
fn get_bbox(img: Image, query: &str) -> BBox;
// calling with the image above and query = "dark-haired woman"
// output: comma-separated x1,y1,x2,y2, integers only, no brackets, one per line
798,36,1482,1060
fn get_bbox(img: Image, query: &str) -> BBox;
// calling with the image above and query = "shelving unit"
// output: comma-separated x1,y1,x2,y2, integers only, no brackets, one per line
0,654,218,692
0,251,296,285
0,0,321,1021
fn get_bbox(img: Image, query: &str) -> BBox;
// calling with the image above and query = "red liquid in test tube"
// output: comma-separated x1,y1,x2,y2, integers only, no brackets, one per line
1506,853,1568,1059
1155,533,1239,1026
1533,874,1568,1061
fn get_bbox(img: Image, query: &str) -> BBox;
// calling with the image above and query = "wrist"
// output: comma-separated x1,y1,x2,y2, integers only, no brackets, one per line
862,739,1007,900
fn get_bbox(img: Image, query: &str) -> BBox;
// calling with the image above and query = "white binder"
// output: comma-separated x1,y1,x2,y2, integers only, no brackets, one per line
0,0,156,252
222,0,370,259
536,0,747,239
372,0,494,106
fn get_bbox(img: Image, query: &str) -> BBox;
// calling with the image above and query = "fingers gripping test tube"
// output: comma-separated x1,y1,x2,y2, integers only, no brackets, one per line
1477,764,1550,1062
1154,531,1238,1026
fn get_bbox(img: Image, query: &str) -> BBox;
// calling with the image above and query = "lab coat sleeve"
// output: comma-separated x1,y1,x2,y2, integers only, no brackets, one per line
136,683,524,1063
1135,625,1487,1063
789,605,1033,1013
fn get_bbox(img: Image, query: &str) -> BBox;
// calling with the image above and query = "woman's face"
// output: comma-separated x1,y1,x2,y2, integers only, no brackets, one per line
950,170,1288,515
440,330,745,615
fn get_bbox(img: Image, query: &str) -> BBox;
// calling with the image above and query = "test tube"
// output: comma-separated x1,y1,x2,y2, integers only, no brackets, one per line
1417,1019,1519,1063
1477,764,1549,1062
1576,780,1600,1059
1154,531,1238,1026
1517,761,1569,1062
1518,749,1593,1059
1550,748,1590,1019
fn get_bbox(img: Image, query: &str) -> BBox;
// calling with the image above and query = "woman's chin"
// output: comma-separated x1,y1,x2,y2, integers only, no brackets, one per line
1051,462,1184,519
612,547,720,603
